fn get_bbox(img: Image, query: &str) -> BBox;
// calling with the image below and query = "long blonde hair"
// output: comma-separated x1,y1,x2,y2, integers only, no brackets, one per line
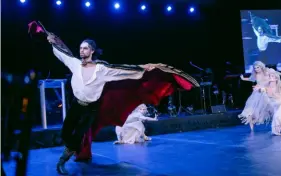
249,61,268,81
268,68,281,94
132,104,147,114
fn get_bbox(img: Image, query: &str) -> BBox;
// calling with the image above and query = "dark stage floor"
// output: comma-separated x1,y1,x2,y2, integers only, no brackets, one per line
3,125,281,176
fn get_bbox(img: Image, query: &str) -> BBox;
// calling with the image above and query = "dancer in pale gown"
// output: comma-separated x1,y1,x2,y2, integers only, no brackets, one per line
239,61,269,131
256,68,281,135
273,106,281,135
114,104,158,144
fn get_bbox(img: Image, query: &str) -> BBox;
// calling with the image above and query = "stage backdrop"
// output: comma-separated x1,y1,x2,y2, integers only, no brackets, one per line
240,10,281,73
2,0,246,77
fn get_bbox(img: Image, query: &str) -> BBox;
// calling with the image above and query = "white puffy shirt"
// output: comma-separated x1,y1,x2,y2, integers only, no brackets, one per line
53,47,144,103
252,27,281,51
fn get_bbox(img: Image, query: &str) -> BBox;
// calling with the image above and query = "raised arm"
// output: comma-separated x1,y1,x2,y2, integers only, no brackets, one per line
47,34,80,73
52,47,80,72
249,11,259,37
252,26,259,37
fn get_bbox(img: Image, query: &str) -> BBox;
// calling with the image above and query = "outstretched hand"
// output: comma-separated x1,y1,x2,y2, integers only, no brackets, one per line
154,114,158,121
47,34,56,44
141,64,156,71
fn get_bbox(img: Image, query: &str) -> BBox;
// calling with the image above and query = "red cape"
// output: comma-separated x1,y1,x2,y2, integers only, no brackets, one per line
76,66,199,159
27,21,199,159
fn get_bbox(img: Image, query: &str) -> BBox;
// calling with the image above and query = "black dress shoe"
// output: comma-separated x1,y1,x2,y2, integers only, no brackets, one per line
56,147,74,175
56,160,69,175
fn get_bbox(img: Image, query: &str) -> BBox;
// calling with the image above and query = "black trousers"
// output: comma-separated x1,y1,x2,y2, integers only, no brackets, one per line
61,99,99,152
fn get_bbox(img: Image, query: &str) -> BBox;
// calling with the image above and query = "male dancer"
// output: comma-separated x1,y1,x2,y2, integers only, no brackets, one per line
47,34,154,175
249,11,281,65
29,21,199,175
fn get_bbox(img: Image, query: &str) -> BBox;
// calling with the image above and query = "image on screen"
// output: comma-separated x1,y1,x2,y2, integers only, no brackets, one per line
240,10,281,73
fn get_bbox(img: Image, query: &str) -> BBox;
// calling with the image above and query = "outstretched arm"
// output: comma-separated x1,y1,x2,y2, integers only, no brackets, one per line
240,74,255,82
266,36,281,43
139,64,156,71
101,64,146,81
138,114,158,121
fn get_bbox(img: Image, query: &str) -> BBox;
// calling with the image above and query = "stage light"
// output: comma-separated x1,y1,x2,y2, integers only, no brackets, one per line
5,74,13,84
24,76,30,84
20,0,26,3
166,6,172,12
56,0,62,5
114,2,120,9
141,5,146,10
85,1,91,7
189,7,195,13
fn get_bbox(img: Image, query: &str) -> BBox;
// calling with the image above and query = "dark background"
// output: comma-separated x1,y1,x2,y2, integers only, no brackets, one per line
3,1,280,73
2,0,281,110
1,0,261,77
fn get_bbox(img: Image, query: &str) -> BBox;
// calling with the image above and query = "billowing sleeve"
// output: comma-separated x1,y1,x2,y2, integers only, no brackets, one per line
100,64,145,82
53,46,80,73
266,37,281,43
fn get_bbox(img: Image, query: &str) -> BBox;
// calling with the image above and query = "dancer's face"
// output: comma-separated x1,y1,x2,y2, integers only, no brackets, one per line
269,73,277,82
139,107,147,114
80,42,94,59
258,27,263,35
254,65,262,73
